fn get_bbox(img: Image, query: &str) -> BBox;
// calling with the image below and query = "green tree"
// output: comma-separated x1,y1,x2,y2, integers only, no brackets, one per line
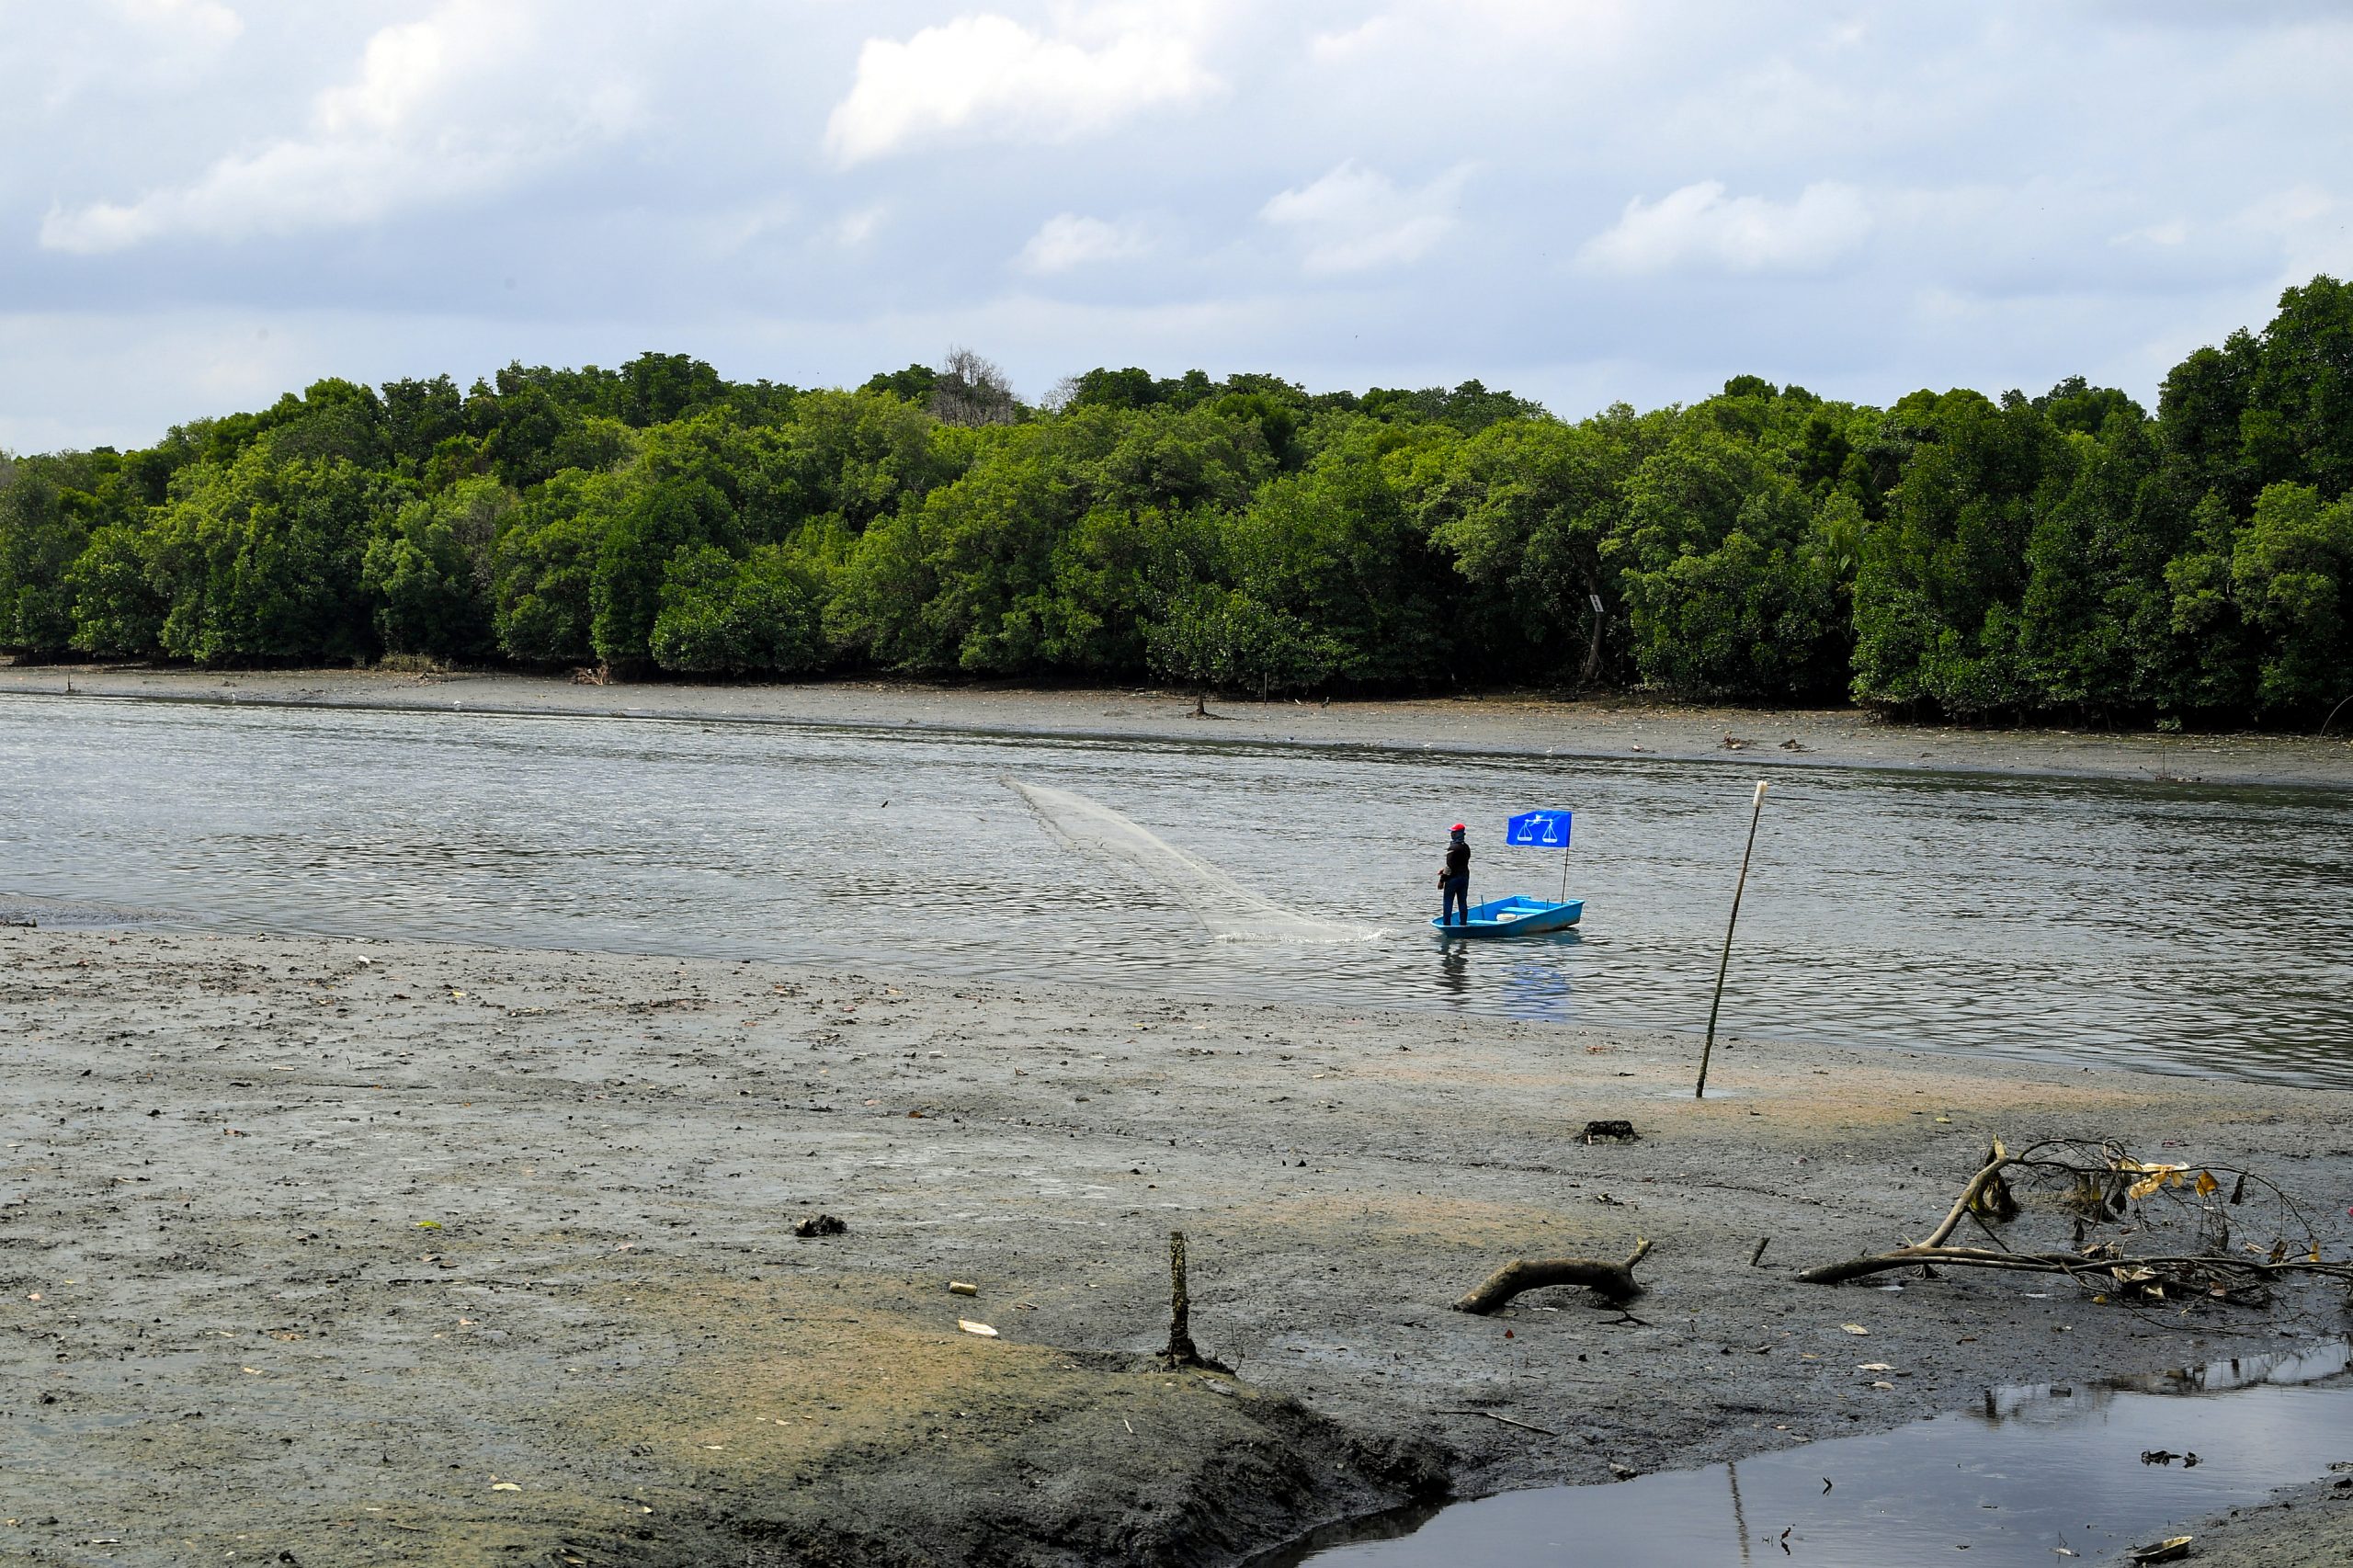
2015,415,2180,714
1850,392,2068,715
589,476,739,667
65,525,165,655
142,449,409,664
2231,482,2352,712
493,470,617,665
1143,584,1343,698
2240,276,2353,498
1427,409,1663,685
649,543,824,675
0,467,86,652
1613,427,1847,699
361,477,510,658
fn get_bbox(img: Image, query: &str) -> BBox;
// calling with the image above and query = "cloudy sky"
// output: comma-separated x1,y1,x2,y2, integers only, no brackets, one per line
4,0,2350,450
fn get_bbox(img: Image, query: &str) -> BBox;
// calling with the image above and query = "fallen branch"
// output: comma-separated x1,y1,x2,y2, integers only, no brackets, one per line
1453,1238,1652,1314
1436,1408,1559,1437
1800,1138,2347,1303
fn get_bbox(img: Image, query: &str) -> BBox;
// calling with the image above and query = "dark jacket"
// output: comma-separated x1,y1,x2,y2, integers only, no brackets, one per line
1441,839,1471,883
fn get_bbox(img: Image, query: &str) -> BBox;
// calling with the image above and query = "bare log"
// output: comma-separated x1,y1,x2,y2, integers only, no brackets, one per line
1454,1238,1653,1314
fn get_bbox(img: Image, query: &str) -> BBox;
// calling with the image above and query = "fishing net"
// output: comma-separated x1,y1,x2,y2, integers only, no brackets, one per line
1008,779,1381,943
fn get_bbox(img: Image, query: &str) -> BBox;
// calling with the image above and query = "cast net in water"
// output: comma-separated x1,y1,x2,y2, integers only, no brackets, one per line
1008,779,1381,943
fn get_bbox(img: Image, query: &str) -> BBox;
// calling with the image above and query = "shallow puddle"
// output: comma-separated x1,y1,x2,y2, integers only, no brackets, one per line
1268,1341,2353,1566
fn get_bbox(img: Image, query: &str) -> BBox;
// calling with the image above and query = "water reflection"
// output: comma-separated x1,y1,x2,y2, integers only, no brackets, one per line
1266,1342,2353,1568
1435,947,1470,1004
3,694,2349,1086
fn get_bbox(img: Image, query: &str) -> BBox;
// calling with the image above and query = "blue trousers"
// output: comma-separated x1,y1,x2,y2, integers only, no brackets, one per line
1441,875,1469,925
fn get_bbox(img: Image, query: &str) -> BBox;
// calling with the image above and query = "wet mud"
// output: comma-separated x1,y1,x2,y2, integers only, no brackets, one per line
6,664,2349,789
6,926,2352,1564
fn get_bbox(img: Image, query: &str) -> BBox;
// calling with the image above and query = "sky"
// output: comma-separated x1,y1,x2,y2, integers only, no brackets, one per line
3,0,2350,452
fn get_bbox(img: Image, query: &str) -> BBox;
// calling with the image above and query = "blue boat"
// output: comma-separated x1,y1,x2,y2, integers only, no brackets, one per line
1431,893,1584,937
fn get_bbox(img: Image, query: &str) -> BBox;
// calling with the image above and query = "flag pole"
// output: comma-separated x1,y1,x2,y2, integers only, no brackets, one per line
1695,781,1768,1100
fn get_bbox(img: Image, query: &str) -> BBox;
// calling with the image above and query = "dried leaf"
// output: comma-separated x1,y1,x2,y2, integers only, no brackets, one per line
959,1320,999,1337
2194,1170,2219,1197
1840,1324,1870,1335
491,1482,521,1492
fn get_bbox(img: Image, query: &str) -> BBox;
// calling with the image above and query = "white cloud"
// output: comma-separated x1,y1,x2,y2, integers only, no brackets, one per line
40,0,640,254
1577,180,1872,276
830,205,888,248
1017,213,1150,274
1308,17,1398,62
1260,161,1467,275
824,11,1221,165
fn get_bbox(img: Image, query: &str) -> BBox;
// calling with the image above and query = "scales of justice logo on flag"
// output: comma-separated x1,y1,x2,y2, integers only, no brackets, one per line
1505,810,1572,848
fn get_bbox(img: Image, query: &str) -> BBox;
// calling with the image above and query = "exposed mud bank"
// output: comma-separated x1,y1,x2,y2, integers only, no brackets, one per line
6,927,2350,1564
5,663,2349,788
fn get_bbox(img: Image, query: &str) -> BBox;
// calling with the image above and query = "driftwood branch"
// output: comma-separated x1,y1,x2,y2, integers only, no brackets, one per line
1800,1137,2348,1301
1453,1237,1653,1314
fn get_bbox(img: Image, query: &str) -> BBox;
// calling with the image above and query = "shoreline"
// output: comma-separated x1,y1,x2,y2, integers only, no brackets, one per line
9,926,2353,1564
5,662,2352,789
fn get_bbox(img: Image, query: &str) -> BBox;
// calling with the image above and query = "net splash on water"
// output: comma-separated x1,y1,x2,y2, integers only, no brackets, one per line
1008,779,1382,944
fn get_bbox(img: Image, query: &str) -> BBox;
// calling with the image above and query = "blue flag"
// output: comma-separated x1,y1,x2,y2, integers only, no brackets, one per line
1506,810,1573,848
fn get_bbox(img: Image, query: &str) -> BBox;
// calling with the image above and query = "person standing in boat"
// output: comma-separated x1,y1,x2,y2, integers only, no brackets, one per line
1439,823,1471,926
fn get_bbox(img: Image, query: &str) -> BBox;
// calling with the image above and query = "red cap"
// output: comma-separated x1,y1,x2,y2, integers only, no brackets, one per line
1450,823,1466,832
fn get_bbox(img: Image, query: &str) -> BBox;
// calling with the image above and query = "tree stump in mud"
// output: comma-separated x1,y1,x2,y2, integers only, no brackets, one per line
1160,1231,1232,1371
1452,1238,1653,1314
1164,1231,1199,1364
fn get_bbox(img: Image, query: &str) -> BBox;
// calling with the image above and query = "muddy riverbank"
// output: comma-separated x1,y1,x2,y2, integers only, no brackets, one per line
2158,1473,2353,1566
8,926,2352,1564
5,663,2349,789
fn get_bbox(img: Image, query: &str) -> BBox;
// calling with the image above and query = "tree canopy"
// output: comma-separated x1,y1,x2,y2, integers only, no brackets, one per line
4,293,2349,726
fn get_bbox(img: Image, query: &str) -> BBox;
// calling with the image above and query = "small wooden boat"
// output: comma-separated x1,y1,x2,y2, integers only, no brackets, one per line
1431,894,1584,937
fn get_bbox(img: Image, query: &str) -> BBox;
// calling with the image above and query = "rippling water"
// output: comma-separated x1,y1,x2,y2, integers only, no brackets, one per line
4,694,2347,1086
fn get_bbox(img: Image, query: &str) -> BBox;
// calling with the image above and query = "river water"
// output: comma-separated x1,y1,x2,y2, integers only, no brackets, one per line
2,693,2347,1086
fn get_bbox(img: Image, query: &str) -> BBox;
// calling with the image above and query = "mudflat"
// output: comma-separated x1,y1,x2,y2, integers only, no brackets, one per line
8,926,2352,1565
5,663,2350,789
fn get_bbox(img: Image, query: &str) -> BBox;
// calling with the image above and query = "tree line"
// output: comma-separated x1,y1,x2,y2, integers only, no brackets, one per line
2,277,2347,724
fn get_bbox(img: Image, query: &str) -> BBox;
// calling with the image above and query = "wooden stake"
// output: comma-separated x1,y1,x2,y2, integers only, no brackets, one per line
1695,781,1768,1099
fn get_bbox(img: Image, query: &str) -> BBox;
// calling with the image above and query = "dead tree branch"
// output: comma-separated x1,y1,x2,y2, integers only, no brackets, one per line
1453,1237,1654,1314
1800,1137,2348,1305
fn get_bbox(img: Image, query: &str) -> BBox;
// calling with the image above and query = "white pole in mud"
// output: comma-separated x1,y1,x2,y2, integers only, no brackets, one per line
1695,781,1768,1100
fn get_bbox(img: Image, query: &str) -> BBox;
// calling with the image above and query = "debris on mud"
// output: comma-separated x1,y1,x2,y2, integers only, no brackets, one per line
1799,1137,2353,1308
